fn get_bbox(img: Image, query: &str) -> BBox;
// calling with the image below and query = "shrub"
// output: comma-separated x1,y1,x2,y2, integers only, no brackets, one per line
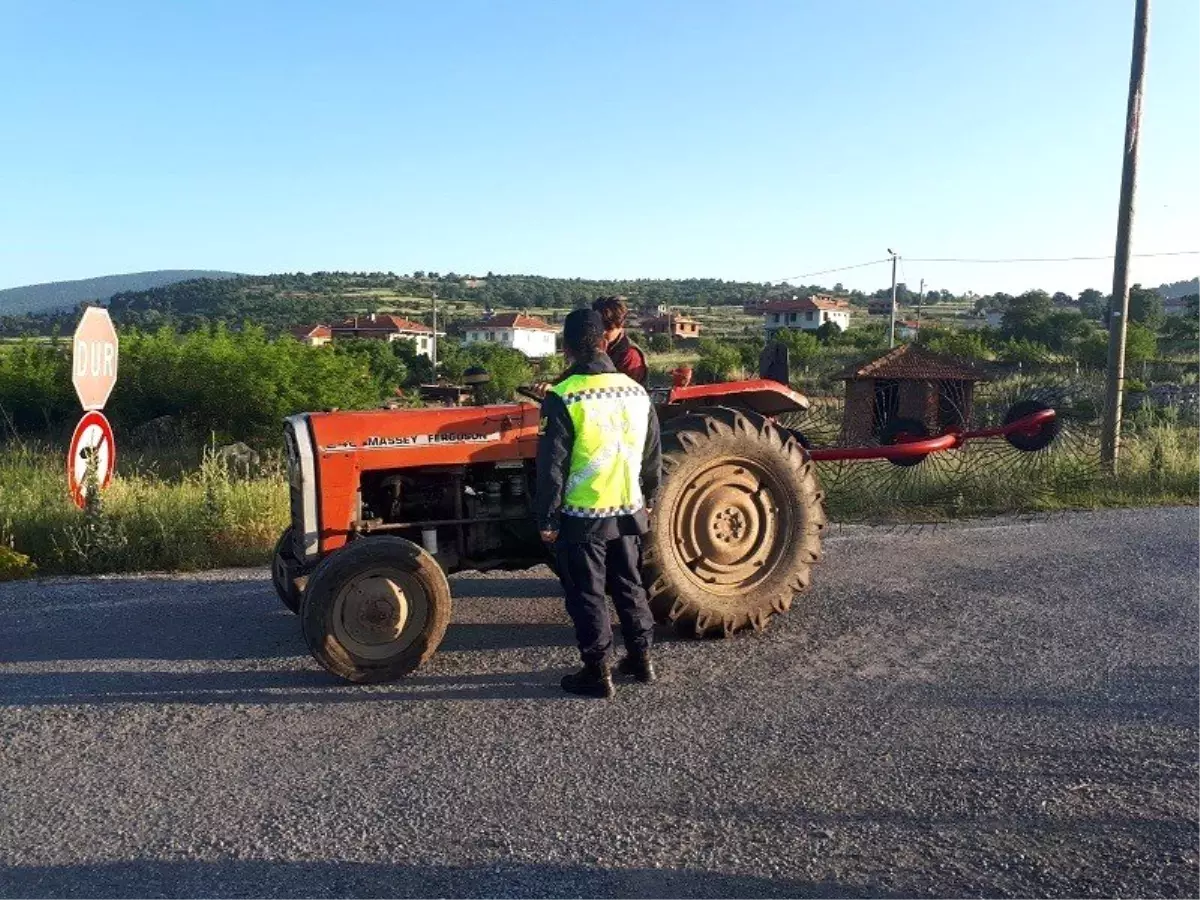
0,546,36,581
647,333,673,353
695,340,744,383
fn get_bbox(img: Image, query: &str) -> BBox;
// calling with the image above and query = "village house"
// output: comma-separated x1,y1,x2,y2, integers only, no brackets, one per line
288,324,332,347
762,294,852,337
463,312,558,358
331,313,439,359
641,313,701,340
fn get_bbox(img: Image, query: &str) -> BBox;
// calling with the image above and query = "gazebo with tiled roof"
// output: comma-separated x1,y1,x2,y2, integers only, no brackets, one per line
841,344,989,443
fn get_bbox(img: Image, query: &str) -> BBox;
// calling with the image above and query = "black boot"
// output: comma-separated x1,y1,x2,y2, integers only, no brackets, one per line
561,662,615,698
617,651,657,684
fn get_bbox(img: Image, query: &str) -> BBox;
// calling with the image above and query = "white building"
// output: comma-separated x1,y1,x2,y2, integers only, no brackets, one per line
762,295,852,336
464,313,558,358
331,313,441,359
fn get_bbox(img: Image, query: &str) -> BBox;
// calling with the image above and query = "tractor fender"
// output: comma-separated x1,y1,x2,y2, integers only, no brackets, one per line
666,379,810,419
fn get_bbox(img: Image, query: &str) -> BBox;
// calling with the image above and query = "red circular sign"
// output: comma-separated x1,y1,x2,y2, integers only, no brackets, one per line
67,411,116,509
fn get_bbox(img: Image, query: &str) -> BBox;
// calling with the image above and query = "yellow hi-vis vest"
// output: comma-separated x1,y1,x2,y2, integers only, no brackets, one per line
550,371,651,518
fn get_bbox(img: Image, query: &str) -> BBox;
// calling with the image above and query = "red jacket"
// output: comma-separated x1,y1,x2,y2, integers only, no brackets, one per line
607,333,648,385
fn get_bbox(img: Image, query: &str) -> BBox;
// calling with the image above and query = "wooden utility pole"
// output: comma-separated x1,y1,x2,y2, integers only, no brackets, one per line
1101,0,1151,473
888,249,899,348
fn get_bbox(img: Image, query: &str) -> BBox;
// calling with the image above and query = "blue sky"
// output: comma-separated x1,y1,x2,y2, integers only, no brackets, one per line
2,0,1197,296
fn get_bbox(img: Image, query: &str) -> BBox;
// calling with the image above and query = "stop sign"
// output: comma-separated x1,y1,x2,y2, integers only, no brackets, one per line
72,307,119,411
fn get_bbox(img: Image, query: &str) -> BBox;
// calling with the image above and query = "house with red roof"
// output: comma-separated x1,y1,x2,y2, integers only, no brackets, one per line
288,324,332,347
762,294,852,336
463,312,558,358
331,313,439,358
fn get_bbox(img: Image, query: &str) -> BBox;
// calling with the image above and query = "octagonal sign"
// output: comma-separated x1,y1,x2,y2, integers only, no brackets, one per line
72,307,119,411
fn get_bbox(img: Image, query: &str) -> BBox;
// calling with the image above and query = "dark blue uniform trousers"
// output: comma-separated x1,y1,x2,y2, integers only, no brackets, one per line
555,534,654,665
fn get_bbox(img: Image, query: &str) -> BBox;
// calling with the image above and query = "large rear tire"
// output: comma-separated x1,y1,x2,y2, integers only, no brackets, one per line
300,536,452,683
642,406,825,636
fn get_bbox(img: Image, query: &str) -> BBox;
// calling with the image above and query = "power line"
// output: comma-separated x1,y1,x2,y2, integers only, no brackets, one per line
905,250,1199,264
774,258,890,283
772,249,1197,285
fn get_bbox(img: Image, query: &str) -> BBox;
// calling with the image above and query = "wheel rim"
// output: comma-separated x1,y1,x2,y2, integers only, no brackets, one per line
331,567,428,660
670,458,790,595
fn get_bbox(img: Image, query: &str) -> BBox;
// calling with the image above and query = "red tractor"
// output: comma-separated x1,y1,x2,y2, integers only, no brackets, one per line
275,350,1058,683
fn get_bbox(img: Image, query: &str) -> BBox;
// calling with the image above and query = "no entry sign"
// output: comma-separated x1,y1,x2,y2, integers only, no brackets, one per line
68,411,116,509
72,307,119,411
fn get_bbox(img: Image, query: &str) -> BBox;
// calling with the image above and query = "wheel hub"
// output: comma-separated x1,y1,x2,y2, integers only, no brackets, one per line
335,575,410,654
672,459,787,593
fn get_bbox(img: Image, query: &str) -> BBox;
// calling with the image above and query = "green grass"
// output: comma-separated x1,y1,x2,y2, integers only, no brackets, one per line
816,425,1198,523
0,443,288,576
0,416,1194,578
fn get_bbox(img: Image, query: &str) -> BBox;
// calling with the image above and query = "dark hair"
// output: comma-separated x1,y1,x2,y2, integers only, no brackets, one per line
591,295,628,331
563,309,605,358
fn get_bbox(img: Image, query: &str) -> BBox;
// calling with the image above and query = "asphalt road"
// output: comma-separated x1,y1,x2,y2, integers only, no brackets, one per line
1,507,1197,899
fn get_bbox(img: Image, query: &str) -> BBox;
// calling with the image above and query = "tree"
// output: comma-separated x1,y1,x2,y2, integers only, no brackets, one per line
1037,310,1095,352
1001,290,1053,341
1076,322,1157,368
814,320,843,343
1128,284,1164,330
773,328,821,362
1051,292,1074,307
695,340,743,383
997,338,1054,364
1078,288,1106,321
920,329,993,360
1125,322,1158,364
646,333,672,353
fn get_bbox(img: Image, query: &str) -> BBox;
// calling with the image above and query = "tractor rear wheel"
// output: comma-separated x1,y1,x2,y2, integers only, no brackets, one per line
271,527,302,614
300,536,452,683
642,406,825,637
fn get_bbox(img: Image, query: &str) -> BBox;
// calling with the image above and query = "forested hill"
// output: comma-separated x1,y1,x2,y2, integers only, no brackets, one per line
5,272,782,334
1157,278,1199,300
0,270,240,316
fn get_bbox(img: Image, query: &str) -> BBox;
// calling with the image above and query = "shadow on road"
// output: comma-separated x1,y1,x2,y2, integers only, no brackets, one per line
906,662,1200,729
2,574,575,664
0,858,886,899
0,667,577,706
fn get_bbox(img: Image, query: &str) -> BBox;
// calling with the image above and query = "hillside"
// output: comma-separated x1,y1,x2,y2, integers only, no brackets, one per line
42,272,786,336
1157,278,1200,300
0,270,241,315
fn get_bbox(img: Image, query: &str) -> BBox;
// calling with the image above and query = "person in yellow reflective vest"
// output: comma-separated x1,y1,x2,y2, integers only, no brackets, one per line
534,309,662,698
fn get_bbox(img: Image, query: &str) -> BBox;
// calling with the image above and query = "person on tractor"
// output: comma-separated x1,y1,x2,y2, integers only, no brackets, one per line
590,294,648,385
535,308,662,698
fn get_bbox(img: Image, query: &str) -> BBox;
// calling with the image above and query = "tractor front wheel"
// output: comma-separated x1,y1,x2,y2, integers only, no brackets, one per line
300,536,452,683
642,407,826,636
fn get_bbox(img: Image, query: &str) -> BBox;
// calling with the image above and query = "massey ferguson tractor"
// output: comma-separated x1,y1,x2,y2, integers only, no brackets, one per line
275,347,1058,684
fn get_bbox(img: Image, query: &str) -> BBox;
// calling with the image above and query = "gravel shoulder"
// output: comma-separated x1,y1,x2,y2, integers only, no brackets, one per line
1,507,1197,898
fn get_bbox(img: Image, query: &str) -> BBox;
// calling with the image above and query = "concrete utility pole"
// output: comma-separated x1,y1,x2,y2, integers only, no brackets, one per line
916,278,925,336
431,290,439,370
1101,0,1151,474
888,249,899,348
